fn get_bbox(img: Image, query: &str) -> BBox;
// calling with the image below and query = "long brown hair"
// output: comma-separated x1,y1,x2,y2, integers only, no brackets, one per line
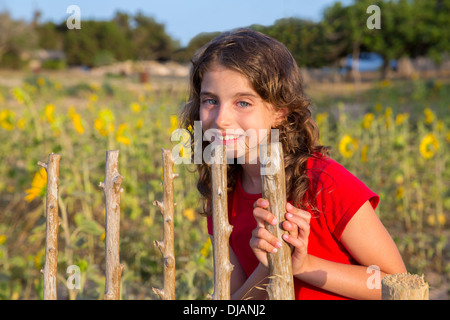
178,28,329,215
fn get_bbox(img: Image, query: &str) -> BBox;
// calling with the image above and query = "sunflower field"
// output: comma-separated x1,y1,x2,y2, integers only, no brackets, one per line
0,71,448,300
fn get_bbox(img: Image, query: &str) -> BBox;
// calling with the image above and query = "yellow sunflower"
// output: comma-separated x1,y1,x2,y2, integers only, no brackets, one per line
424,108,434,125
44,104,55,124
0,109,16,130
25,167,47,202
362,113,375,129
183,208,196,222
116,123,130,146
339,134,358,158
94,109,115,136
200,238,212,258
395,113,409,126
419,133,439,159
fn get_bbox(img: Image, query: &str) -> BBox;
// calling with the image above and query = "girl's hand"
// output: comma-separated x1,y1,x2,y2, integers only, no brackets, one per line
250,199,311,274
282,202,311,275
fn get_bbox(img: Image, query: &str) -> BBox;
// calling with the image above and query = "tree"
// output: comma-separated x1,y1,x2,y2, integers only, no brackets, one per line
173,31,221,63
363,0,416,78
132,12,178,61
0,11,38,68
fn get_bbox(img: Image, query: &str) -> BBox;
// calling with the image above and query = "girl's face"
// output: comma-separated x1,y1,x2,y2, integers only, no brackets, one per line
199,64,281,163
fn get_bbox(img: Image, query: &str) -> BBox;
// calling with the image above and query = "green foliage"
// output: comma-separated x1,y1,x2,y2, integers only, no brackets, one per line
0,72,448,299
2,1,450,69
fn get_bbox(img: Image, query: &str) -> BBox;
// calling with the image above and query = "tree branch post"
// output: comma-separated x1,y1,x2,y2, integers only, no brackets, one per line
39,153,61,300
211,145,233,300
100,150,124,300
260,142,295,300
152,148,177,300
382,273,429,300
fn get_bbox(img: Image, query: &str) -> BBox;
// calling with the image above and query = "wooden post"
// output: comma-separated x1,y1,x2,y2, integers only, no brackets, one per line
211,145,233,300
382,273,429,300
100,150,125,300
39,153,61,300
152,148,177,300
259,142,295,300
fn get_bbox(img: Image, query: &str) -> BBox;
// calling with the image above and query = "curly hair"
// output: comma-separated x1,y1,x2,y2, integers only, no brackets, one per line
178,28,329,215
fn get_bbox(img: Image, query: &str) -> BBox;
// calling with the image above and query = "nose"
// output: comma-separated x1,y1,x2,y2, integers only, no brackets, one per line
215,103,232,129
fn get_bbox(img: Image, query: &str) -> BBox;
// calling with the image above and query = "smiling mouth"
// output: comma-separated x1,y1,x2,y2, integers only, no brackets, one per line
214,135,243,144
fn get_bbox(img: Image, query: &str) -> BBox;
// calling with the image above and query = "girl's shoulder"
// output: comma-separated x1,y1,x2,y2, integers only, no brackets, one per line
305,153,365,191
306,153,341,179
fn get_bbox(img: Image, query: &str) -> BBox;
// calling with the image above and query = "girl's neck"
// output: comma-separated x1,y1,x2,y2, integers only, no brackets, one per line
240,163,262,194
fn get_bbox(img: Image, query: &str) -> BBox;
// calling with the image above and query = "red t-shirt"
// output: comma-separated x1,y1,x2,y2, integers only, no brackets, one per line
207,154,379,300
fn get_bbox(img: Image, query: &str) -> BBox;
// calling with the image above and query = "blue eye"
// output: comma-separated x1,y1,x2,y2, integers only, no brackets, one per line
238,101,250,108
203,98,217,105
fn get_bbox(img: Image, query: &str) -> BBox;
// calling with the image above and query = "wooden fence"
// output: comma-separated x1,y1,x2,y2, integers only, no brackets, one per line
38,145,429,300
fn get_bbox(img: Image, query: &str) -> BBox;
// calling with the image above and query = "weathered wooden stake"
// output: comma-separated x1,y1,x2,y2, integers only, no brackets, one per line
211,145,233,300
382,273,429,300
39,153,61,300
100,150,125,300
152,148,177,300
259,142,295,300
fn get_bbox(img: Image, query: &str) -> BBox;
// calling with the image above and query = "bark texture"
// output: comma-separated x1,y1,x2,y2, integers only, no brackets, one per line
382,273,429,300
211,145,233,300
40,153,61,300
152,148,177,300
260,143,295,300
100,150,124,300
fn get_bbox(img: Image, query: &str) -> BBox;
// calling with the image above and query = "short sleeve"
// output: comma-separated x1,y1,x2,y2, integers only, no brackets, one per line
312,161,379,240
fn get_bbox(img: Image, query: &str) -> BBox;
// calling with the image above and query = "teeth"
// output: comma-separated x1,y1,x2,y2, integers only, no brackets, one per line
218,135,239,141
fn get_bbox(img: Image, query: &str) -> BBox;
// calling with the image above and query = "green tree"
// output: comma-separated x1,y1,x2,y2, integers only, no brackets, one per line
0,11,38,68
132,12,178,61
173,31,221,63
251,18,335,68
36,22,64,50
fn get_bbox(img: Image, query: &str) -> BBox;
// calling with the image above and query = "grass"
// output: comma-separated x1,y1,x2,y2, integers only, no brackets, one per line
0,70,448,299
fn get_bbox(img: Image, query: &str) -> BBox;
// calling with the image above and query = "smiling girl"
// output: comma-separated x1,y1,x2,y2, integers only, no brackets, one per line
179,28,406,300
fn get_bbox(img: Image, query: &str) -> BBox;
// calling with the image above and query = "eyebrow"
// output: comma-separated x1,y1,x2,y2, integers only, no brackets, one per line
199,91,259,99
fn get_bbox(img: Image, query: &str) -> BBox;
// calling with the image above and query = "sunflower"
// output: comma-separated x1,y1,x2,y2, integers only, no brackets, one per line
339,134,358,158
419,133,439,159
169,115,179,134
200,238,211,257
94,109,115,136
44,104,55,124
427,213,446,227
130,102,141,114
424,108,434,125
0,109,15,130
316,112,329,126
72,113,84,134
25,167,47,202
395,113,409,126
183,208,196,222
362,113,375,129
116,123,130,146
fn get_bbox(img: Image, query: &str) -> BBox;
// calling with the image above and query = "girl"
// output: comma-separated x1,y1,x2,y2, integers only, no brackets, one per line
179,28,406,300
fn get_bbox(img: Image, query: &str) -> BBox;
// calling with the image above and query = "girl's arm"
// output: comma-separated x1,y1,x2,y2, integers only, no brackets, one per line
209,235,268,300
295,201,406,300
251,200,407,300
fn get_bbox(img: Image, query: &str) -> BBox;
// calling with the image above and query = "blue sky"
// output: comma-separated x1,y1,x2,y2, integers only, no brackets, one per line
2,0,352,46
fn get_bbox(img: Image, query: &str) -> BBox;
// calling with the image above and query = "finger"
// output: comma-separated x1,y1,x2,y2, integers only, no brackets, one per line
282,233,307,252
253,207,278,227
253,198,269,209
285,212,310,240
286,203,311,224
282,219,299,240
251,227,282,253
